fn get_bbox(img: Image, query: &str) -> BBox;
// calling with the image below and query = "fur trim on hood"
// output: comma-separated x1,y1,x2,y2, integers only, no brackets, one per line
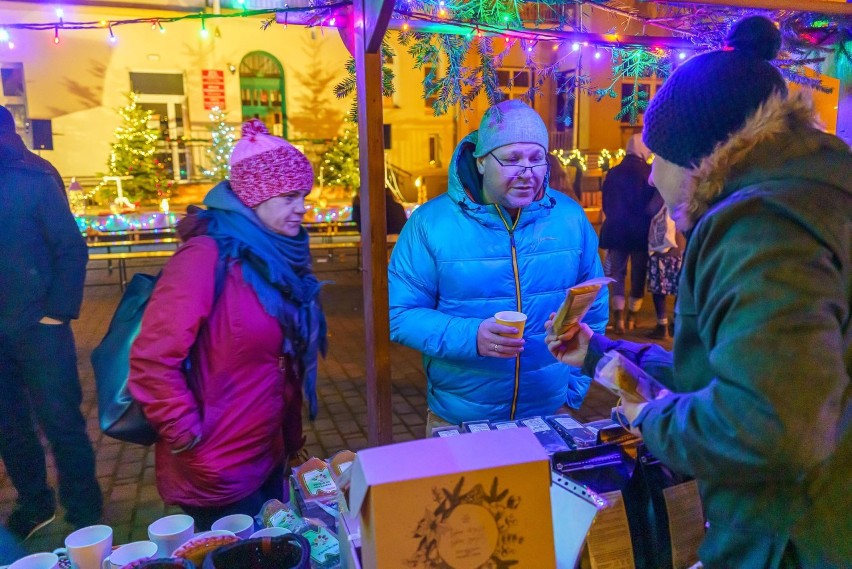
673,90,840,231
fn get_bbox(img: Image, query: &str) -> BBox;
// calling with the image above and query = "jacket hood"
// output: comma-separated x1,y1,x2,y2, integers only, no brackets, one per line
178,181,260,240
674,90,851,231
0,131,27,163
447,131,555,230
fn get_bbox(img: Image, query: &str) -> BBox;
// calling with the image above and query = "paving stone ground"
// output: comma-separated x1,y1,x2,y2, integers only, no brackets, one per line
1,253,672,554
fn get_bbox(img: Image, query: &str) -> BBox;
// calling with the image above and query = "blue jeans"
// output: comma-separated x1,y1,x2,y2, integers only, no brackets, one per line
0,321,102,525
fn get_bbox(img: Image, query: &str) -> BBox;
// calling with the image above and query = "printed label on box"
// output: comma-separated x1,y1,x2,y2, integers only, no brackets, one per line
437,503,498,567
663,480,704,569
408,476,524,568
520,417,551,433
302,526,340,564
494,422,518,430
467,423,491,432
437,429,461,437
303,468,337,496
586,490,635,569
555,417,585,430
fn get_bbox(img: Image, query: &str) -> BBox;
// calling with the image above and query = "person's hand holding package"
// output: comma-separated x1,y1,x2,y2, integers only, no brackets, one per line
544,313,593,367
477,317,525,358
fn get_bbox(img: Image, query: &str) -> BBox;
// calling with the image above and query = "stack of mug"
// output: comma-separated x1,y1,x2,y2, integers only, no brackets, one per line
8,512,286,569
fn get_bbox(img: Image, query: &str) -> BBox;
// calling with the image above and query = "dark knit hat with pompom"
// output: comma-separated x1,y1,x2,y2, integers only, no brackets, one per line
643,16,787,168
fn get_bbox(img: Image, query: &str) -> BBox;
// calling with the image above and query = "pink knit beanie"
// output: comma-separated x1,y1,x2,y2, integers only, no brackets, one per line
229,119,314,208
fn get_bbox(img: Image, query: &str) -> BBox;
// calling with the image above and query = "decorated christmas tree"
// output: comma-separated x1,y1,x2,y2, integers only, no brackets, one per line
322,122,360,194
203,106,235,181
101,92,173,203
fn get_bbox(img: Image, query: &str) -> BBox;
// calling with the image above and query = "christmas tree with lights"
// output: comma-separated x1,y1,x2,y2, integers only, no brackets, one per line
203,106,235,181
322,122,360,194
102,92,173,203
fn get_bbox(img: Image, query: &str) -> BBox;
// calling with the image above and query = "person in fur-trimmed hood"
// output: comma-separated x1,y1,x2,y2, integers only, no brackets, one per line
545,16,851,569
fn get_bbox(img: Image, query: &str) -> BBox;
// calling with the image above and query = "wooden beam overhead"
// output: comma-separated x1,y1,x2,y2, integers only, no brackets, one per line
652,0,852,16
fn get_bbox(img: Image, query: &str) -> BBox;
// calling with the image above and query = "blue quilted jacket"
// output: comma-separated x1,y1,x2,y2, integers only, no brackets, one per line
388,132,608,424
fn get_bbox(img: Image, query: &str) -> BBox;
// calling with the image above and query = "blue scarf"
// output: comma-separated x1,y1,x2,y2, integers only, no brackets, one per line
199,185,327,419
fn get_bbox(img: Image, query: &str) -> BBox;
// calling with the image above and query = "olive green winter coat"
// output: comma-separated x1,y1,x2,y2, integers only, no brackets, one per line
584,92,851,568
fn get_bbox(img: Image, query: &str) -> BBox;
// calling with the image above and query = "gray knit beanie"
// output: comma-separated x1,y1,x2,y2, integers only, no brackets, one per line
473,100,549,158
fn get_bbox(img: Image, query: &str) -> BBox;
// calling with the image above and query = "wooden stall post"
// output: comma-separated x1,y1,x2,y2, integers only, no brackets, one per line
353,0,395,446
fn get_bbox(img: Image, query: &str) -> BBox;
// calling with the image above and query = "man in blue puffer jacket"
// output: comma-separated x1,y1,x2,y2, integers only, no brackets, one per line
389,100,607,433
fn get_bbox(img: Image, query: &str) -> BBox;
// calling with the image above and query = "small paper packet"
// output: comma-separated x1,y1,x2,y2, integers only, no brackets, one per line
594,351,665,403
551,277,614,335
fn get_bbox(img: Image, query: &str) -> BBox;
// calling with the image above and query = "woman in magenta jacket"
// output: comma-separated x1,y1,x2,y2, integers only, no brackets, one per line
129,120,326,529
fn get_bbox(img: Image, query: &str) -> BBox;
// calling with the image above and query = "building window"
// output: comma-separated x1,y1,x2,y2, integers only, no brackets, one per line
130,72,184,96
1,66,25,97
620,64,663,125
497,68,532,100
429,134,441,167
555,70,576,133
424,65,440,112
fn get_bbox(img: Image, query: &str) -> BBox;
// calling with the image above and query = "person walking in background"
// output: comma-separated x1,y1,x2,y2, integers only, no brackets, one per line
351,186,408,235
646,191,685,339
389,100,607,434
0,105,102,539
130,120,326,530
599,134,656,334
546,17,850,567
545,153,580,202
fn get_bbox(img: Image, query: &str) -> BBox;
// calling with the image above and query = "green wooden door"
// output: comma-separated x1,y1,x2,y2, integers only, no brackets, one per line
239,52,287,138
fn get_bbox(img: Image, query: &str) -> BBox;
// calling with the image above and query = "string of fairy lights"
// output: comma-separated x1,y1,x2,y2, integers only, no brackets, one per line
0,3,348,48
0,0,699,57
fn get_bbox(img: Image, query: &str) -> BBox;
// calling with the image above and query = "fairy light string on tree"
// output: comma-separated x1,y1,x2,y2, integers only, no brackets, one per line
322,121,360,195
203,106,236,181
95,92,173,204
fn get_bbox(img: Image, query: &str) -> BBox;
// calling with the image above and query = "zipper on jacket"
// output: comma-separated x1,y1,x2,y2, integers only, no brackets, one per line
495,206,523,420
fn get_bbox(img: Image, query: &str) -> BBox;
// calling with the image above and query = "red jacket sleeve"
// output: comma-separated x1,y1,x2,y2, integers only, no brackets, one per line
129,237,218,450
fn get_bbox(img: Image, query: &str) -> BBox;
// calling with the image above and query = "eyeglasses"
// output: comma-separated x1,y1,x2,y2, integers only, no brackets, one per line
489,152,549,178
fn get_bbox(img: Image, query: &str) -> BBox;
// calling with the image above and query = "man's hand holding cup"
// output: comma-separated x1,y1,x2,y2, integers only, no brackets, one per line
478,311,527,358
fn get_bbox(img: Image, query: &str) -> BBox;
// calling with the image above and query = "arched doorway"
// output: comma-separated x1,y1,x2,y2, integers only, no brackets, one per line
239,51,287,138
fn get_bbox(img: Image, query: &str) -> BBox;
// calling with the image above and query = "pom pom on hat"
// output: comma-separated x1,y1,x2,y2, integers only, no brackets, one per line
726,16,782,60
642,15,787,168
229,119,314,208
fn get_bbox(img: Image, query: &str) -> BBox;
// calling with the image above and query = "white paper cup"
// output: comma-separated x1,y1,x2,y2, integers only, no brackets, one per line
103,540,158,569
211,513,254,539
249,527,291,539
193,530,236,540
9,552,60,569
147,514,194,558
65,525,113,569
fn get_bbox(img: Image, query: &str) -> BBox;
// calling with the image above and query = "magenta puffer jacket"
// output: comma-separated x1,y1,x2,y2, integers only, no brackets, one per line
129,236,303,508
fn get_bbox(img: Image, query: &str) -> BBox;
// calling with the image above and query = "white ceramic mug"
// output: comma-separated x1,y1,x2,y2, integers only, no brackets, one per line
147,514,194,558
193,530,236,540
8,552,60,569
102,540,158,569
64,525,113,569
210,514,254,539
249,527,291,539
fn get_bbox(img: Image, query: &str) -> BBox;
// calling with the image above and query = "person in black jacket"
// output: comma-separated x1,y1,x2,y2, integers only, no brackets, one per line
0,105,101,540
598,134,656,333
351,187,408,235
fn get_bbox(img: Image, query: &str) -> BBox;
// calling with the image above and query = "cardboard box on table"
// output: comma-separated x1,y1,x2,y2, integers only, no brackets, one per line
347,428,556,568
